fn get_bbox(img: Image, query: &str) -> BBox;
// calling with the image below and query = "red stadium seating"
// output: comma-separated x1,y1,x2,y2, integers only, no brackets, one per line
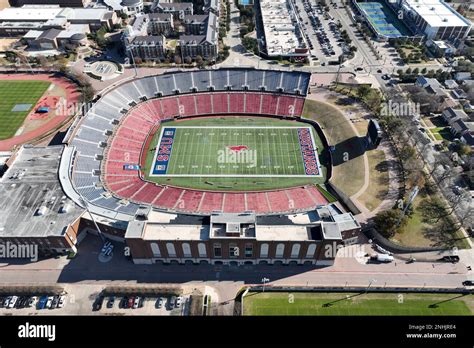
195,94,212,115
229,93,245,113
212,93,228,114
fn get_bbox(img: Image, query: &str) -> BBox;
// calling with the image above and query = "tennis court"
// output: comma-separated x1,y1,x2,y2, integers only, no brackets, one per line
357,0,412,38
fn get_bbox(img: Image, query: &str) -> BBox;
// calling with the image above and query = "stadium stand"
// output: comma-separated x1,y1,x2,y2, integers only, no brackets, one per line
67,68,317,217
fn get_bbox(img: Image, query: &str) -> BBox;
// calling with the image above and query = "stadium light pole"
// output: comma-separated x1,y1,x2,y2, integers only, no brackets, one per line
78,193,106,243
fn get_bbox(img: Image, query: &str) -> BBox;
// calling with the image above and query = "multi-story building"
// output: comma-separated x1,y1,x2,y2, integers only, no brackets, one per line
180,12,218,60
0,146,83,256
0,5,119,36
183,15,209,35
396,0,472,41
122,13,171,61
152,1,193,20
148,13,174,35
127,35,167,61
125,209,360,266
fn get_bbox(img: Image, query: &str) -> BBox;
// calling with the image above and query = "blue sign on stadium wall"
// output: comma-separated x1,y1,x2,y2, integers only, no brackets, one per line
123,164,141,170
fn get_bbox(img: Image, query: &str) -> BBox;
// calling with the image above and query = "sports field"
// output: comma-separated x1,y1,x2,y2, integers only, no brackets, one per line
0,80,51,140
243,292,474,316
357,0,411,38
143,117,329,191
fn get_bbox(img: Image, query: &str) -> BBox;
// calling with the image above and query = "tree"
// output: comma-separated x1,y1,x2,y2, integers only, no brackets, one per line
174,55,182,65
184,56,192,65
356,85,371,99
373,209,407,238
195,55,203,67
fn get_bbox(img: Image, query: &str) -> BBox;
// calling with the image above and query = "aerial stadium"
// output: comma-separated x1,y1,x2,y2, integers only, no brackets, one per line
1,68,362,266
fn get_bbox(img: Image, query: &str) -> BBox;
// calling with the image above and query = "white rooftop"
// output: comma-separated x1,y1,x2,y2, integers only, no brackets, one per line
403,0,471,28
0,5,62,21
259,0,305,57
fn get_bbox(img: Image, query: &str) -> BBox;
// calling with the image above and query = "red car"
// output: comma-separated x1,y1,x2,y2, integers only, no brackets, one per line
128,296,135,308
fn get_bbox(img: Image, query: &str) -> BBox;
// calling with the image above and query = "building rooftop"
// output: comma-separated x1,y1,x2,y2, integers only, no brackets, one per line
259,0,305,57
0,146,83,238
403,0,471,28
0,5,62,21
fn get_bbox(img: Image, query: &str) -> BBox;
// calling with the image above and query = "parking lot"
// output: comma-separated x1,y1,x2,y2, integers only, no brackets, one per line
293,0,348,65
0,292,191,316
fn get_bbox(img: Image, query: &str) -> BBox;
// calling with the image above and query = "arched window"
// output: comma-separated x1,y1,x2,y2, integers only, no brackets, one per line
198,243,207,257
306,244,317,258
151,243,161,257
291,243,301,258
260,243,269,258
275,243,285,258
166,243,176,257
182,242,191,257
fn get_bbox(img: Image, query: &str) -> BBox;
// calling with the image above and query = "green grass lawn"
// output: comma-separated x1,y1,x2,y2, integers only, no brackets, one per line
0,80,51,140
429,127,453,142
392,194,471,249
303,99,365,197
243,292,474,316
358,149,389,211
143,116,329,191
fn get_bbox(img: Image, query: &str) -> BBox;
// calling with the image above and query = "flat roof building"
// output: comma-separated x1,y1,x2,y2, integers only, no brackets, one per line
398,0,472,41
0,146,84,254
258,0,308,58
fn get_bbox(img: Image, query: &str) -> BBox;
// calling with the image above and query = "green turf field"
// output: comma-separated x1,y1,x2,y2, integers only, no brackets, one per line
0,80,51,140
143,117,329,191
243,292,474,316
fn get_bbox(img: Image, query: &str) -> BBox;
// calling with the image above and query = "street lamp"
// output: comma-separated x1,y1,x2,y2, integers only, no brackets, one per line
261,277,270,292
366,279,377,292
78,193,106,243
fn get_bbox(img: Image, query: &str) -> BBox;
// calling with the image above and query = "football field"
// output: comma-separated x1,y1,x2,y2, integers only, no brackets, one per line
0,80,51,140
243,292,474,316
149,126,322,178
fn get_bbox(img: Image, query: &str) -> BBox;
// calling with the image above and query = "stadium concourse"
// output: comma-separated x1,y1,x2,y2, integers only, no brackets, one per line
65,68,329,217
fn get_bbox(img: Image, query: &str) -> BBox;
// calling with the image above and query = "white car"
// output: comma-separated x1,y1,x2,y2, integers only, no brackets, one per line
57,295,66,308
46,296,53,309
175,296,182,308
8,296,18,309
133,297,140,309
28,296,38,307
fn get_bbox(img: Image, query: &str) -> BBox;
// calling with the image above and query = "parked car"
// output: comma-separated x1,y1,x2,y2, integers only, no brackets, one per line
462,280,474,286
0,297,5,308
92,296,104,311
175,296,182,308
37,296,48,310
133,297,140,309
169,296,176,309
156,297,163,309
120,296,129,309
28,296,38,308
107,296,115,308
57,295,66,308
45,296,53,309
128,296,135,309
8,296,18,309
138,297,144,308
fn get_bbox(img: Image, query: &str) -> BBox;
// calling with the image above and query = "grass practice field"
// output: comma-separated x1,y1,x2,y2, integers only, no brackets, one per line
243,292,474,316
143,117,329,191
0,80,51,140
